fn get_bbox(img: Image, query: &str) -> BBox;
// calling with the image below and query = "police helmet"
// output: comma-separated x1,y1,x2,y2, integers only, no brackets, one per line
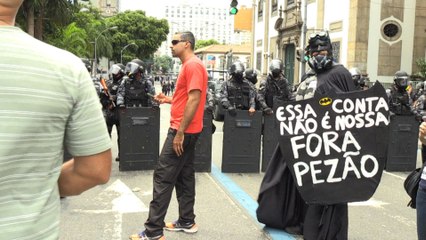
307,31,333,72
109,64,125,81
349,68,361,79
116,63,126,71
245,68,258,84
131,58,144,68
269,59,283,78
81,58,92,73
229,61,245,80
349,68,361,85
394,70,409,89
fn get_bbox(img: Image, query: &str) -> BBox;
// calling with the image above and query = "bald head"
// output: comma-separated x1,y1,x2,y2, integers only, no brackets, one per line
0,0,24,26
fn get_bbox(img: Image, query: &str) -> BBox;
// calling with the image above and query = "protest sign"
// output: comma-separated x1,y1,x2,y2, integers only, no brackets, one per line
277,82,390,204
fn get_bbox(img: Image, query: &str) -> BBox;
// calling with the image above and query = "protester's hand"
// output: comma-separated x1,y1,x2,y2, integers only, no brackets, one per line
173,131,185,156
263,107,273,115
154,93,167,104
228,106,237,117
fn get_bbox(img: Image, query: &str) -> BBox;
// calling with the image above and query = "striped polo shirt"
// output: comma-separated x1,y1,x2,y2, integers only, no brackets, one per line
0,26,112,239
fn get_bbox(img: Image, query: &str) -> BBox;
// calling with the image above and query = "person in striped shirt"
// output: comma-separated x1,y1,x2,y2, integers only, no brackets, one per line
0,1,112,239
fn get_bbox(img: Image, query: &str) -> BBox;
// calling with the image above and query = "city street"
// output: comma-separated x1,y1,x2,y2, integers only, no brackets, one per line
60,82,419,240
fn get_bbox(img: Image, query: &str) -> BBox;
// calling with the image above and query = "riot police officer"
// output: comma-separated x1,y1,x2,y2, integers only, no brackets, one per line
258,59,292,115
413,82,426,117
245,68,258,85
220,61,256,116
349,67,367,91
387,70,413,116
117,59,157,108
105,64,126,161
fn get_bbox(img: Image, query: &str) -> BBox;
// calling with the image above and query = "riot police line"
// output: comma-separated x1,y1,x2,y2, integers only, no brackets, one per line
83,57,292,173
85,56,425,174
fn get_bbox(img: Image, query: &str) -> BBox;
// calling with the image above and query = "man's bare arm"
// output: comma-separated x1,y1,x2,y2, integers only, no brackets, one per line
178,89,201,133
173,90,201,156
58,149,112,197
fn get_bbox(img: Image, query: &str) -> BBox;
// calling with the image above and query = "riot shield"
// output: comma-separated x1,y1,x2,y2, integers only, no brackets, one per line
119,107,160,171
386,115,419,171
262,114,279,172
262,100,285,172
194,110,213,172
222,110,262,173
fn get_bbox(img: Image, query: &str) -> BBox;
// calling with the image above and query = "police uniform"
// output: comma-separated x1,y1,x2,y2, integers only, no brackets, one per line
117,77,156,107
258,74,292,108
220,78,256,111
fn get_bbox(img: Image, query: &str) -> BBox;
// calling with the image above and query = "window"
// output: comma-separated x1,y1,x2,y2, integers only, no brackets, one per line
258,0,263,19
381,20,402,42
272,0,278,13
256,52,262,71
331,41,340,63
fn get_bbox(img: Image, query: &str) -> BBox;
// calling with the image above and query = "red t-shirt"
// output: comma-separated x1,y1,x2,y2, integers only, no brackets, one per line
170,56,208,133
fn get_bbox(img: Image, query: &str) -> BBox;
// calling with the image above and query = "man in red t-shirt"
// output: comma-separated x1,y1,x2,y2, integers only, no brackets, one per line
130,31,207,240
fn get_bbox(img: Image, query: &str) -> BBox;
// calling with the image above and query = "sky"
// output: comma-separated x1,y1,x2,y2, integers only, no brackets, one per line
119,0,253,17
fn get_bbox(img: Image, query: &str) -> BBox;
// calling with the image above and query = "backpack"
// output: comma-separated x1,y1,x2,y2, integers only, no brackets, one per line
404,167,422,209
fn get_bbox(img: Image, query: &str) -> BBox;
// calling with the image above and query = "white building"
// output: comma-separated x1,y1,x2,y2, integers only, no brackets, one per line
157,2,235,57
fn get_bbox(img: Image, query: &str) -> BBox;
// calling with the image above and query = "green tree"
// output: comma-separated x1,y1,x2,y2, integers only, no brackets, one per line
106,10,169,63
49,22,88,57
195,39,220,50
154,55,173,74
17,0,74,40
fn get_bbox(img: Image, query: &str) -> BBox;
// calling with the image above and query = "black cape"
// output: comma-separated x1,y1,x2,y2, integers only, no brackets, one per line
257,64,355,240
256,144,348,239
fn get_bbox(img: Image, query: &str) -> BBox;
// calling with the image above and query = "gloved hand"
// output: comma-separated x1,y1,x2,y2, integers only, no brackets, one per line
228,106,237,117
263,107,273,115
389,111,395,120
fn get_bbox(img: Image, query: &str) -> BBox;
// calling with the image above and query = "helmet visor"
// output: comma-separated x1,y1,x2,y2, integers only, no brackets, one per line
125,62,140,75
109,65,122,75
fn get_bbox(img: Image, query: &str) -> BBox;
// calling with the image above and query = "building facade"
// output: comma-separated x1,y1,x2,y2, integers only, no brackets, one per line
89,0,119,16
194,44,251,71
157,2,235,57
253,0,426,86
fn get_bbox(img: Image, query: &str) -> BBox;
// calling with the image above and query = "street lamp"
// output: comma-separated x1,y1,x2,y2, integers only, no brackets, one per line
93,26,118,76
120,43,137,64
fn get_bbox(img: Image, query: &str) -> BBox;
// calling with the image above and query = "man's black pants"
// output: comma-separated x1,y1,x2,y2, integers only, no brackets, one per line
144,128,199,236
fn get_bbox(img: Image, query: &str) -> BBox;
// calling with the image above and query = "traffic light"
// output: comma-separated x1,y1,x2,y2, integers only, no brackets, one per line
230,0,238,15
